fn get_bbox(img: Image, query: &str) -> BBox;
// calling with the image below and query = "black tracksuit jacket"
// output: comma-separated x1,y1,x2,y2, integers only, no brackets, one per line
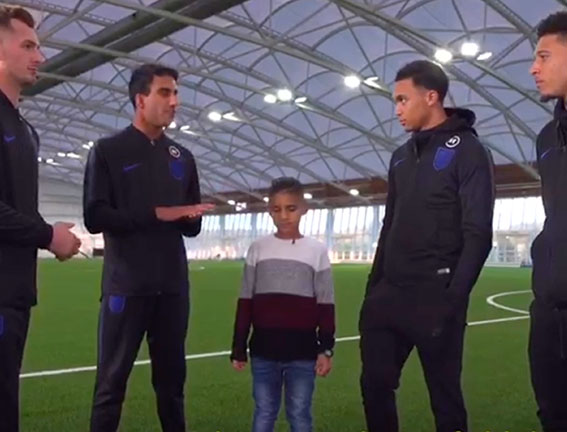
531,100,567,307
364,109,495,318
83,125,202,296
0,90,53,308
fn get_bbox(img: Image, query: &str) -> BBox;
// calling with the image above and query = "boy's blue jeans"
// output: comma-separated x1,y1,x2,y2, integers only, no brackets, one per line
251,356,316,432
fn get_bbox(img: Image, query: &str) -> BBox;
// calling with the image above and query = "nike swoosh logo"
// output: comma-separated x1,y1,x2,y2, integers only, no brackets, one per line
393,158,406,168
541,148,553,160
3,135,16,143
123,163,141,172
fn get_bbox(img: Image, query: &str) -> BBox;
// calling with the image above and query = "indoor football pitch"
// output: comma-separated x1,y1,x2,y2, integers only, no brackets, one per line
20,260,537,431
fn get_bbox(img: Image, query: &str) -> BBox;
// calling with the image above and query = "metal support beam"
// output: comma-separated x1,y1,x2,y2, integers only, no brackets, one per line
33,42,381,181
332,0,549,115
96,0,358,79
479,0,537,46
24,0,248,96
331,0,540,179
24,92,371,200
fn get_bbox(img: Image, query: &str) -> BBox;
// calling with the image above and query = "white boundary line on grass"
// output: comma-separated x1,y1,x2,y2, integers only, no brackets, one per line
486,290,531,315
19,290,532,380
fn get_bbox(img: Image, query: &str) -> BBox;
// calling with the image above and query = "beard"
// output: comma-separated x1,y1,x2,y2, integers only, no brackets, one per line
538,87,567,103
15,70,37,88
540,94,554,103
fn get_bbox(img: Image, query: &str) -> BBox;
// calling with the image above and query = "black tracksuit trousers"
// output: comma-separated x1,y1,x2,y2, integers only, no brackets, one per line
0,307,30,432
360,280,467,432
529,298,567,432
90,294,189,432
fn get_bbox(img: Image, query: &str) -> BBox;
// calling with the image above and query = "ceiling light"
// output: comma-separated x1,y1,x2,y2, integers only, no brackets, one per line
168,121,177,129
263,196,269,203
477,51,493,61
349,188,360,196
82,144,91,150
208,111,222,122
277,89,293,102
264,94,277,104
88,141,94,147
344,75,361,89
434,48,453,64
460,41,479,58
57,152,66,157
223,112,240,121
66,152,82,159
363,76,382,89
37,157,42,162
227,199,236,206
294,96,307,104
180,125,197,136
303,192,313,200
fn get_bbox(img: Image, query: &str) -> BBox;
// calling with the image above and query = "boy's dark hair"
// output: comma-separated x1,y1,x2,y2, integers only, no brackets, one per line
395,60,449,102
268,177,304,198
128,64,179,108
537,11,567,42
0,5,35,30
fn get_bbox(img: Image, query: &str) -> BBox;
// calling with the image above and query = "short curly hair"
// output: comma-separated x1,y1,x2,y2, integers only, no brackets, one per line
395,60,449,103
268,177,304,199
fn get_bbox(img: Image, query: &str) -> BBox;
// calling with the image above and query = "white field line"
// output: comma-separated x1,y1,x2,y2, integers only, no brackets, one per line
486,290,531,315
20,291,532,380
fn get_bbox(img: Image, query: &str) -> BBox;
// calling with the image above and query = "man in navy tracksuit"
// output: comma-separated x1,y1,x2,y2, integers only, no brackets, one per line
529,12,567,432
84,64,213,432
359,60,494,432
0,6,81,431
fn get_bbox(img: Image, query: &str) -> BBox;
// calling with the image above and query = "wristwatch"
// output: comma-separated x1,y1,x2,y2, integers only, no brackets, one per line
322,349,334,358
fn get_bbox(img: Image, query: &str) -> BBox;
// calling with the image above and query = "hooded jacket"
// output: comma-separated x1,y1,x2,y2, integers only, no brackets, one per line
531,100,567,307
365,108,495,310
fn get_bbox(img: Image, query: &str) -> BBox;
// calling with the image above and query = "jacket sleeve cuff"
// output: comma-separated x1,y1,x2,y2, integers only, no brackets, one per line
230,349,248,362
37,223,53,249
317,333,335,352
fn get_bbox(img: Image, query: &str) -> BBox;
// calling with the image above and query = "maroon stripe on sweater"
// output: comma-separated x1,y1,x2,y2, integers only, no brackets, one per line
317,303,335,334
252,293,319,329
231,298,252,361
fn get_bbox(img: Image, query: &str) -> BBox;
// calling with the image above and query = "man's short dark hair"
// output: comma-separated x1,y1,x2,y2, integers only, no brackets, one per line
268,177,304,198
128,64,179,108
537,11,567,42
0,5,35,30
395,60,449,102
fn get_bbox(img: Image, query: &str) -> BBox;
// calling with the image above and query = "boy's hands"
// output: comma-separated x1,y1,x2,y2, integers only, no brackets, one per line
316,354,332,377
232,360,247,371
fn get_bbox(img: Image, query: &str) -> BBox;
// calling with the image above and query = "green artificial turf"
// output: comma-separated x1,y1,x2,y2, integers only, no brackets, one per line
18,261,538,431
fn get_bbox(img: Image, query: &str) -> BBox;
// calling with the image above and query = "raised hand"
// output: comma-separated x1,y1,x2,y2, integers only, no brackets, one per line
155,203,216,222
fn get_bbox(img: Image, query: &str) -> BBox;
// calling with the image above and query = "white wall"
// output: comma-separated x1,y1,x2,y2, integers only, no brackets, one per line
38,179,101,258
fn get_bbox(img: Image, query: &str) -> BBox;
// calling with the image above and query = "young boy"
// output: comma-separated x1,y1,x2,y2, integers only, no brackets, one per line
230,177,336,432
